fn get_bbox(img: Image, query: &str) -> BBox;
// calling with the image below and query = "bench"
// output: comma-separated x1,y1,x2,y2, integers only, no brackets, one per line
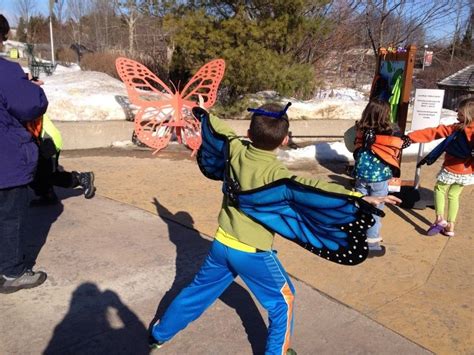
26,44,56,79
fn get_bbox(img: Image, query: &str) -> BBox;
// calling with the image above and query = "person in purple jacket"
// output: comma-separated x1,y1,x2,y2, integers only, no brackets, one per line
0,14,48,293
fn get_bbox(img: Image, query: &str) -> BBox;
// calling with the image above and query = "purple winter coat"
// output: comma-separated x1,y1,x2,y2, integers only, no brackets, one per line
0,58,48,189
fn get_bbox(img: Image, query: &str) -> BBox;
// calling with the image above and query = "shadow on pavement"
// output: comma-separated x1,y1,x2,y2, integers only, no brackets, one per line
44,283,149,354
327,173,355,189
149,198,268,354
24,187,82,269
387,203,434,235
314,142,350,174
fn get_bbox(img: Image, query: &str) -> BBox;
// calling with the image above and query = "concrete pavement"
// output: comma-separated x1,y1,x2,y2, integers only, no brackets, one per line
0,189,430,355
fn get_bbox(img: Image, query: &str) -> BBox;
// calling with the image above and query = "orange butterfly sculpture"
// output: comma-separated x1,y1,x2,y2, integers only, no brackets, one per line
115,57,226,155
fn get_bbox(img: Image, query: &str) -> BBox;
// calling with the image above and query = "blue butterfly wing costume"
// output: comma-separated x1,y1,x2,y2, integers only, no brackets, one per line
194,107,383,265
417,130,472,167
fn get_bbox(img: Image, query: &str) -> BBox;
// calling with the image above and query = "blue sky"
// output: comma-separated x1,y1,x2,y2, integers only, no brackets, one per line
0,0,470,44
0,0,50,24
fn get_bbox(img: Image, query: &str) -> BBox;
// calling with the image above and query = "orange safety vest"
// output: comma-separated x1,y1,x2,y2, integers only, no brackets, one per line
354,131,404,177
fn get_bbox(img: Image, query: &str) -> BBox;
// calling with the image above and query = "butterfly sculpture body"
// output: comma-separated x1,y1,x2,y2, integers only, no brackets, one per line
115,58,225,154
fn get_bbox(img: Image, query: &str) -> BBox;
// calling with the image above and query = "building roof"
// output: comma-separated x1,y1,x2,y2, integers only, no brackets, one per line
437,64,474,89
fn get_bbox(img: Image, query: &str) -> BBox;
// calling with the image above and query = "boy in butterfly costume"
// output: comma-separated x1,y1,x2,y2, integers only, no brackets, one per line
150,103,400,354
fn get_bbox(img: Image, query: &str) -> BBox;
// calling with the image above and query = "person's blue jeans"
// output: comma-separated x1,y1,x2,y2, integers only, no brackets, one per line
354,179,389,241
0,185,29,277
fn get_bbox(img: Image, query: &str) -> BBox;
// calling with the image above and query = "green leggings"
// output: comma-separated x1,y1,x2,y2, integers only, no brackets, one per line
434,181,464,222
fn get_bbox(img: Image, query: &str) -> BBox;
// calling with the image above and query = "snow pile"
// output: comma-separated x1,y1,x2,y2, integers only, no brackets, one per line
250,89,369,120
289,98,367,120
38,67,458,124
278,110,460,163
314,88,367,101
278,139,442,163
41,66,129,121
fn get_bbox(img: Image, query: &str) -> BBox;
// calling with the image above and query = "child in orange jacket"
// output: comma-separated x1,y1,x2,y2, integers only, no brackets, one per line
352,99,406,257
408,97,473,236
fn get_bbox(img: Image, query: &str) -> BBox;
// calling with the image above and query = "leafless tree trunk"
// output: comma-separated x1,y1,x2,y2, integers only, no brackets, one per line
52,0,67,24
365,0,461,56
90,0,116,51
451,0,463,62
16,0,36,43
114,0,141,55
67,0,90,44
16,0,36,23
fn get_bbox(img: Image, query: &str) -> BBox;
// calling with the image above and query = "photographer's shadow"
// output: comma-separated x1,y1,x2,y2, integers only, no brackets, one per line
44,283,149,354
149,198,267,354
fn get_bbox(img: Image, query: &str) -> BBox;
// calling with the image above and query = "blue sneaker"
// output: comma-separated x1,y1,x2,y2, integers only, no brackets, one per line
367,245,386,258
148,335,165,350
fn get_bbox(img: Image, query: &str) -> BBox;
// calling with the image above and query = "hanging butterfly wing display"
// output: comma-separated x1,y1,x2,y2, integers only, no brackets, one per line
193,107,379,265
193,107,227,181
417,131,471,167
116,58,225,154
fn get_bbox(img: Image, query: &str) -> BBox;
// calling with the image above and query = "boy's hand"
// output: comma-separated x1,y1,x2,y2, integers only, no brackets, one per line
363,195,401,206
401,135,412,149
27,73,44,85
31,79,44,86
198,94,205,109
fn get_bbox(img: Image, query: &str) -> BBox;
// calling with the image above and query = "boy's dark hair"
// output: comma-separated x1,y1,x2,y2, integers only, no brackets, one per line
0,15,10,42
248,103,290,150
356,98,393,134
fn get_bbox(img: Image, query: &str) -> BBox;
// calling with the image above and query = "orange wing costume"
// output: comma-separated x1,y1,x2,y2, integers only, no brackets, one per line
115,58,225,155
354,131,407,177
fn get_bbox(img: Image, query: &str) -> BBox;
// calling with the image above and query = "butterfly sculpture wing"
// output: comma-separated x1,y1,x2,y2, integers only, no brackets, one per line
181,59,226,109
179,59,226,151
116,57,174,106
193,107,379,265
116,58,225,154
116,57,177,152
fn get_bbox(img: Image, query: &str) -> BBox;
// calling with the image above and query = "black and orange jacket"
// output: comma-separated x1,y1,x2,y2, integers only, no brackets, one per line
354,130,405,177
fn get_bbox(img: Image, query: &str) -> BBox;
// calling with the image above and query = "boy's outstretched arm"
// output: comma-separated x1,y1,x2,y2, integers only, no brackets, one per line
193,105,238,140
286,173,402,205
363,195,401,206
208,113,239,140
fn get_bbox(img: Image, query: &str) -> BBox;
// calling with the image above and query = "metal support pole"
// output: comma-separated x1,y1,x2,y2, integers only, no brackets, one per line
422,45,428,71
414,143,424,190
49,15,55,65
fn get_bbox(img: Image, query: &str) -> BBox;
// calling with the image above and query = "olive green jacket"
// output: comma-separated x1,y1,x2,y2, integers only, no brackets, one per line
210,114,361,250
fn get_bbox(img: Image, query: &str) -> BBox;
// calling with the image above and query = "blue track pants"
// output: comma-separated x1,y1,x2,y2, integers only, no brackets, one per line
152,240,295,355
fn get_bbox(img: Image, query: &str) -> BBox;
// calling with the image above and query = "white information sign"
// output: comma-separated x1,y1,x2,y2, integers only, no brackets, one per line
411,89,444,130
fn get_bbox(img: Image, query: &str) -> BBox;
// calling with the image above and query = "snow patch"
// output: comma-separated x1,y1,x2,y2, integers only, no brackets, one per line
42,70,128,121
278,138,446,163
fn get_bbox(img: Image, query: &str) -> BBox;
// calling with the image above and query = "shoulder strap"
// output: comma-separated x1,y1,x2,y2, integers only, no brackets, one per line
223,137,241,206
